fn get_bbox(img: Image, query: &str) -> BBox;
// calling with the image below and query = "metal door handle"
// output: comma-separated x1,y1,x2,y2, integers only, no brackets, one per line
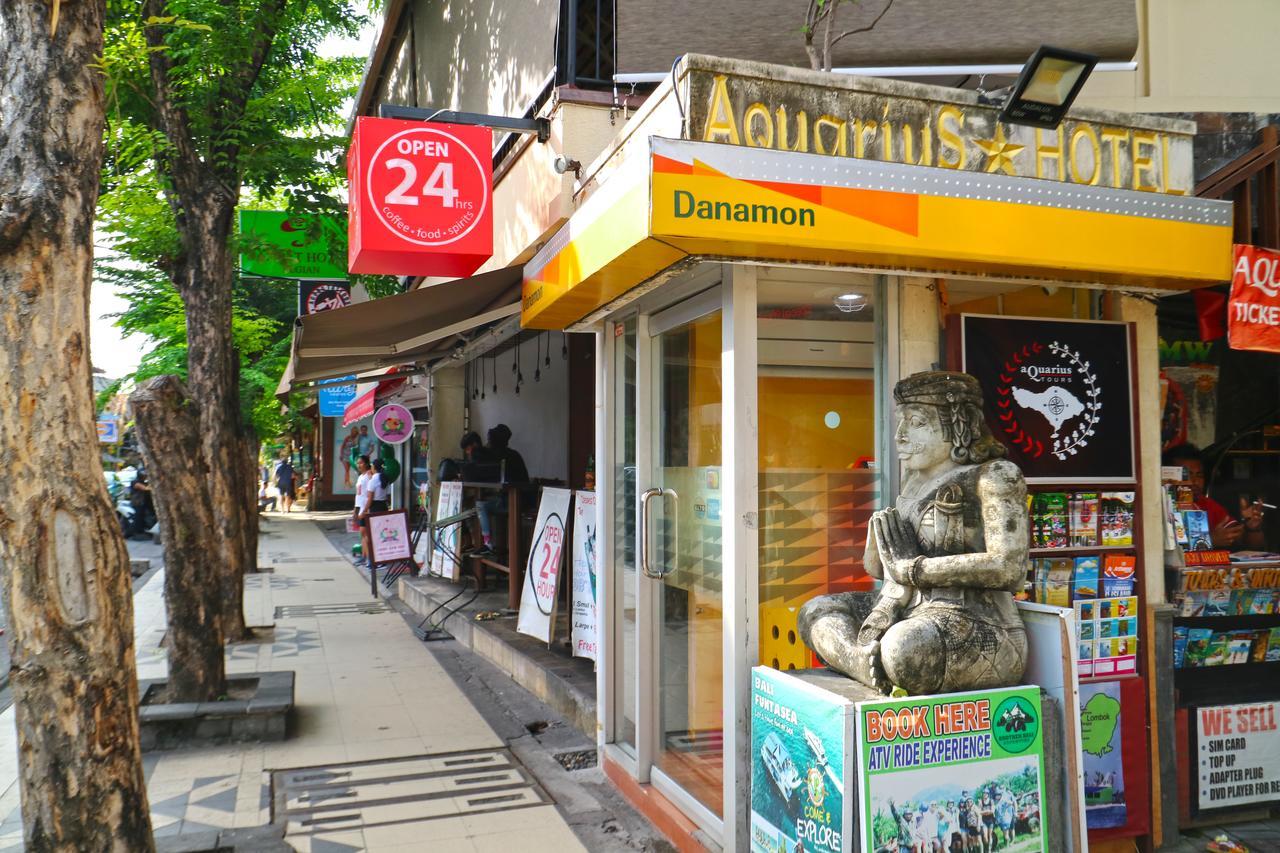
639,487,678,579
660,488,677,578
639,488,662,578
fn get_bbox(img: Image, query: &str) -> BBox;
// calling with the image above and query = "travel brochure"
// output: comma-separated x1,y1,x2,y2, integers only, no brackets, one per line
1029,490,1134,549
1172,563,1280,616
1021,552,1140,678
1174,626,1280,668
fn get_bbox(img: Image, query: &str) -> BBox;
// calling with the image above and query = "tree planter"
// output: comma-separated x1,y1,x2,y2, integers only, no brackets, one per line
138,671,294,751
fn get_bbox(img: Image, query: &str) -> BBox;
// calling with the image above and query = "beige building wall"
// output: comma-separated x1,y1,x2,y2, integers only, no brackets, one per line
370,0,559,118
1078,0,1280,113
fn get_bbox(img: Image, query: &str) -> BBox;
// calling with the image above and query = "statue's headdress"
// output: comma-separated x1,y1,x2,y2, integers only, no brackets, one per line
893,371,1006,464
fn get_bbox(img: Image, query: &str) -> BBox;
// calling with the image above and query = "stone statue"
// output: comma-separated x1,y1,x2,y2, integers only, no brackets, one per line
798,371,1029,695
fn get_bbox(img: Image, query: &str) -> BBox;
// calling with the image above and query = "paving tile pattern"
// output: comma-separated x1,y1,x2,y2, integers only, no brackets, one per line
0,514,587,853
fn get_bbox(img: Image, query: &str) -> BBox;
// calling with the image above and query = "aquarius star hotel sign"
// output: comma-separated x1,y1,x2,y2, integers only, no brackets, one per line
685,67,1194,195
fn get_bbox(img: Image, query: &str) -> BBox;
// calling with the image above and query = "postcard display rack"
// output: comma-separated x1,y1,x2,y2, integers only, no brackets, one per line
1165,471,1280,824
948,313,1155,843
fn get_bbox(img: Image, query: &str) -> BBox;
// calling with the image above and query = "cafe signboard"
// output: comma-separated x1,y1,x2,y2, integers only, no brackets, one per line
347,116,494,277
683,59,1194,195
239,210,347,279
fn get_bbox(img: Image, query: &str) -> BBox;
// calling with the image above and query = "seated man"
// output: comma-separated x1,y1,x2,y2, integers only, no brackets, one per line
473,424,529,556
1163,443,1268,550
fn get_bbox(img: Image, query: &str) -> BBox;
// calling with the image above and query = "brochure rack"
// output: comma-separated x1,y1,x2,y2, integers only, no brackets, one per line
1164,472,1280,824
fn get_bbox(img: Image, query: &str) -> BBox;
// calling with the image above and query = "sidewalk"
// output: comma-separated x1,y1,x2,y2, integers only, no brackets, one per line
0,514,594,852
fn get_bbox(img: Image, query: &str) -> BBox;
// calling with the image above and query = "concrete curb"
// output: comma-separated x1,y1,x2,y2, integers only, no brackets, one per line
397,577,597,739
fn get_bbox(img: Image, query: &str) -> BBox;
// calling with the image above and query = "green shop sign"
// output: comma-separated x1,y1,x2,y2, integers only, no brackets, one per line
857,686,1048,852
239,210,346,279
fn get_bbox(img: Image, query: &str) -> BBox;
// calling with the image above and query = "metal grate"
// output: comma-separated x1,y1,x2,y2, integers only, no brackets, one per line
273,749,550,840
274,602,389,618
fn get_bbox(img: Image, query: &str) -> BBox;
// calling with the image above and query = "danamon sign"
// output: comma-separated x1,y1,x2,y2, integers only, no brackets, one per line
347,117,494,277
686,67,1194,194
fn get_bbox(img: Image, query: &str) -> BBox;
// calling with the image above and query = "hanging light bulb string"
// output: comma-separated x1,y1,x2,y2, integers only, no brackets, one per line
514,335,524,395
534,333,543,383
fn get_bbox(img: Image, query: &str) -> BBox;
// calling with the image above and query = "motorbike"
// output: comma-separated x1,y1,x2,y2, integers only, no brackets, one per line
106,470,161,542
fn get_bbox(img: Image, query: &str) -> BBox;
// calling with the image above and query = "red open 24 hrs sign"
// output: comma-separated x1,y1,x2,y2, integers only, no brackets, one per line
347,117,493,277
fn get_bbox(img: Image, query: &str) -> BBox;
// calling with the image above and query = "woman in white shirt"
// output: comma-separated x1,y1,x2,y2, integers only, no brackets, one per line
359,457,394,565
363,458,392,516
352,455,372,565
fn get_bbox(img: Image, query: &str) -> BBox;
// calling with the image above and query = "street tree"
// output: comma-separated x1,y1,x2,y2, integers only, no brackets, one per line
0,2,154,849
131,376,226,701
802,0,897,72
97,0,364,640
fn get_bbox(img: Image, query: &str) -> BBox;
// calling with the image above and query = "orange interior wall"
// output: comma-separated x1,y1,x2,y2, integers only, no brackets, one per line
758,375,877,669
759,376,875,470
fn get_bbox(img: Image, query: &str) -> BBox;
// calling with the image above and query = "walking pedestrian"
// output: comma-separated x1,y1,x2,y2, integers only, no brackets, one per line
274,455,297,513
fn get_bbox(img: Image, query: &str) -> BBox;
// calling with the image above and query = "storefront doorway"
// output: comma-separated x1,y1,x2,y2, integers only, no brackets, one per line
608,277,728,829
602,264,885,843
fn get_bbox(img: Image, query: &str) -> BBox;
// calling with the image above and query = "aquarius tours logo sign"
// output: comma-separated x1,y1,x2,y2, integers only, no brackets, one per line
996,340,1101,461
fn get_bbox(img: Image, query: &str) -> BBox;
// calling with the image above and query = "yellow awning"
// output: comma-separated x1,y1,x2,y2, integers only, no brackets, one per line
522,138,1233,329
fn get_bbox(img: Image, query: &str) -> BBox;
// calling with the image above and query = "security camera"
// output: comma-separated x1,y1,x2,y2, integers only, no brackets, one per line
553,155,582,177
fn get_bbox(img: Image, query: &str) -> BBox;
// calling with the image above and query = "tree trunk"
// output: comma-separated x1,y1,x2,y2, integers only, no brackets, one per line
130,377,226,702
173,221,250,641
241,430,261,573
0,3,155,850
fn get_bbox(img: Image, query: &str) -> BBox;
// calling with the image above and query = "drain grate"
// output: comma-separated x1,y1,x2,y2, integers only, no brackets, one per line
273,749,550,839
274,602,390,618
553,749,598,771
266,555,348,564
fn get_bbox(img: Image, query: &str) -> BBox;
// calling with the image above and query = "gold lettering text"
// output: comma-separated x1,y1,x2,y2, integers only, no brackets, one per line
1100,127,1130,188
1035,127,1065,181
1131,131,1160,191
702,75,740,145
898,120,932,166
743,103,774,148
854,119,878,158
814,115,848,156
1069,125,1101,185
1161,134,1188,195
937,106,966,169
776,106,809,153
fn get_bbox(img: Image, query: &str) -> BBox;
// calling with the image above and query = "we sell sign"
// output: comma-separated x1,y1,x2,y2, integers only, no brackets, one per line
1229,244,1280,353
1197,701,1280,810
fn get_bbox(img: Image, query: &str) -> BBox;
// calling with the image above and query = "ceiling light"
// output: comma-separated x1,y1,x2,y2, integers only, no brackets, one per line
833,293,866,313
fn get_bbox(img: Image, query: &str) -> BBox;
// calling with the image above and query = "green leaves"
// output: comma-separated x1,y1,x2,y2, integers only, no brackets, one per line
143,14,213,31
98,0,371,439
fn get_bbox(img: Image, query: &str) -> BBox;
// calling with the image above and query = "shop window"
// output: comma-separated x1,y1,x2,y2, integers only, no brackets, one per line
755,270,880,670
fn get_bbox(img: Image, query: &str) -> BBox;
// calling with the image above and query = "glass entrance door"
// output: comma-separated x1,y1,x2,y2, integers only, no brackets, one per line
643,308,724,818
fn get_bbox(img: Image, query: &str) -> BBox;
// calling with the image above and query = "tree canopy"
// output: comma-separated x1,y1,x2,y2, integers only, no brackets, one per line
95,0,369,438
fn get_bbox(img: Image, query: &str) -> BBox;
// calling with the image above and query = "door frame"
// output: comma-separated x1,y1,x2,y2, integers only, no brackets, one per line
599,270,742,845
598,262,902,852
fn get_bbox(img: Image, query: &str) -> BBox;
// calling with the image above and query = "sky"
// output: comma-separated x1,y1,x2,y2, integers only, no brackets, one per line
88,9,380,382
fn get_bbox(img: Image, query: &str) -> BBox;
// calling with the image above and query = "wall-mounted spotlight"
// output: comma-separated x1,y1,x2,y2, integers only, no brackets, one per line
553,155,582,179
996,45,1098,129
